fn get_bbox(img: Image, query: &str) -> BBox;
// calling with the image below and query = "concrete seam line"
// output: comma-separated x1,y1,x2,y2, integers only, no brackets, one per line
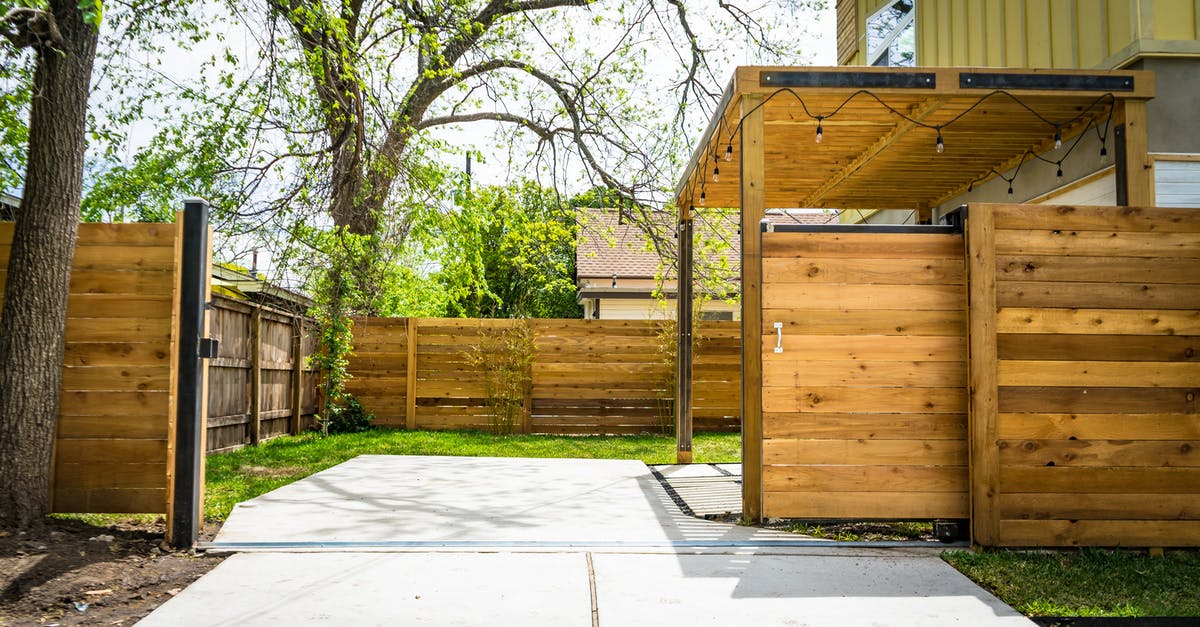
586,552,599,627
198,540,960,549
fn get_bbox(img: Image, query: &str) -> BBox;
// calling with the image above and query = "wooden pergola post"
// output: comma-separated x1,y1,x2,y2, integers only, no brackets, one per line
966,205,1000,547
1115,99,1155,206
675,210,694,464
405,317,418,430
740,93,765,522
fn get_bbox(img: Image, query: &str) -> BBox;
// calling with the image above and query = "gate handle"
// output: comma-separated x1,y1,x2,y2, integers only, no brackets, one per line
773,322,783,353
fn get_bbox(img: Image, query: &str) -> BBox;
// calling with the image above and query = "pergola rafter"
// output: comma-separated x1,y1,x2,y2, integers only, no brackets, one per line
804,96,949,208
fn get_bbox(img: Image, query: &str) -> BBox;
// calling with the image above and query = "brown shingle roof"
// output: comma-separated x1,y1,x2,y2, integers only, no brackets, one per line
575,208,836,280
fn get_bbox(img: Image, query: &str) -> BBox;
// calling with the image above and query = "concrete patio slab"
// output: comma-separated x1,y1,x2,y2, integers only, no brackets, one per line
137,552,592,627
145,456,1032,625
211,455,798,547
594,553,1032,627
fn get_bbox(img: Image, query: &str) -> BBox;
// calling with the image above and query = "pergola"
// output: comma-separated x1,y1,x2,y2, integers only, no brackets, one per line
670,66,1155,520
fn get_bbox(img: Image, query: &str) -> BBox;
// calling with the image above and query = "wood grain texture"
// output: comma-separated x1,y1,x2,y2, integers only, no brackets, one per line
765,491,968,519
1,225,184,516
997,520,1200,547
967,203,1001,547
347,318,741,435
760,227,968,521
206,296,318,451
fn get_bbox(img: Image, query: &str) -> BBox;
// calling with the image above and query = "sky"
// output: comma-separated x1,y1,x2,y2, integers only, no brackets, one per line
110,1,838,283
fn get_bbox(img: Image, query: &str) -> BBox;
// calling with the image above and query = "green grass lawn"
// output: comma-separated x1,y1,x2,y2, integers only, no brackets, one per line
943,548,1200,617
204,429,740,521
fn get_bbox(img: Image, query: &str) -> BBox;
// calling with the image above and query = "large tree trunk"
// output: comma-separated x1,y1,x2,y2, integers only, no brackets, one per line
0,2,98,528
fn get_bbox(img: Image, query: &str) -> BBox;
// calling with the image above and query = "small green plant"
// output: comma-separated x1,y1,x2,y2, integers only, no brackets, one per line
653,315,677,435
321,394,374,434
467,321,534,434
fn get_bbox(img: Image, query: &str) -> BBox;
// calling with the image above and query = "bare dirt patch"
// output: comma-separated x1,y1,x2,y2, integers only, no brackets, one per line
240,465,305,479
0,518,224,626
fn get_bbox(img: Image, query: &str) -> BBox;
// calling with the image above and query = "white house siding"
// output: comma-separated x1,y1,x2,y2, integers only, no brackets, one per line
1155,158,1200,207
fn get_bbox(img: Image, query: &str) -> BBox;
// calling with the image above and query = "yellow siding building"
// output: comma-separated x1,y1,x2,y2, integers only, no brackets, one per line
836,0,1200,220
840,0,1200,70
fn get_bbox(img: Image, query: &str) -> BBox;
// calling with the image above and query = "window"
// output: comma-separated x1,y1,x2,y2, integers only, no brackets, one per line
867,0,916,67
699,310,734,321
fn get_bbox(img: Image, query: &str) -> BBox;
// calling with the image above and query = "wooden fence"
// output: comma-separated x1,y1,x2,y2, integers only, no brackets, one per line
967,204,1200,548
346,318,740,435
0,221,183,514
206,295,320,452
760,227,969,520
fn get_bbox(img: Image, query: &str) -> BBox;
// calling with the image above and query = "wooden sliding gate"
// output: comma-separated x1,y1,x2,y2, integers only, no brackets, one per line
759,224,969,520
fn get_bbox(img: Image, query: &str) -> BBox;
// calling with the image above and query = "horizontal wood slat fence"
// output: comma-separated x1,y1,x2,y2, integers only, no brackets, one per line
967,203,1200,548
755,203,1200,549
346,318,741,435
205,295,320,452
1,221,183,515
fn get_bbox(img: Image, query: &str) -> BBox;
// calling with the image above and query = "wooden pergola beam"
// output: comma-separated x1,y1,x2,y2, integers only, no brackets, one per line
804,97,948,207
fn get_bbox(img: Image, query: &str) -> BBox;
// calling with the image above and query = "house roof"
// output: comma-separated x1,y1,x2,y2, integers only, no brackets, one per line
212,263,315,312
576,207,835,280
576,208,670,279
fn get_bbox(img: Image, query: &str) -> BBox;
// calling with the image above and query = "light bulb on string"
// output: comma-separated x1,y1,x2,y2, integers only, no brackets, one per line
935,127,944,154
1054,127,1062,150
1056,162,1064,184
699,190,706,204
815,116,823,144
724,144,733,161
713,165,720,183
1007,182,1014,196
1100,144,1108,163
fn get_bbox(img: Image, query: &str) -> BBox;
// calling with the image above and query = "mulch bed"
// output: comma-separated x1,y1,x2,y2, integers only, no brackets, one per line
0,518,224,626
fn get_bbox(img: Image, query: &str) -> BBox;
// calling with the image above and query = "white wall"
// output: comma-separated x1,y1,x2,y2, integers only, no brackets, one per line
590,298,740,321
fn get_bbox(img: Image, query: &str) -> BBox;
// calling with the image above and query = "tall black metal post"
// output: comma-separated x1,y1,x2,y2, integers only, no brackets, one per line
172,199,210,548
1114,123,1128,206
675,216,694,463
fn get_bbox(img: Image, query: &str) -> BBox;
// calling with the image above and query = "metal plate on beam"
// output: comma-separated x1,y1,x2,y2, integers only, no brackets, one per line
960,73,1134,91
761,71,936,89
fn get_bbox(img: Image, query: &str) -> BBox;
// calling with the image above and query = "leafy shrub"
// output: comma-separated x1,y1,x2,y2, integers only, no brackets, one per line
322,394,374,434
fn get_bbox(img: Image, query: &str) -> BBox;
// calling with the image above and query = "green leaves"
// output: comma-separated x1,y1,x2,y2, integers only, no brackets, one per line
77,0,102,28
416,180,581,319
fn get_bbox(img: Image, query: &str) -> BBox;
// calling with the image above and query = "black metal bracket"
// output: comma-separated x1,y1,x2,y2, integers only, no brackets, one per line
941,205,968,230
762,71,936,89
199,338,219,359
960,72,1133,92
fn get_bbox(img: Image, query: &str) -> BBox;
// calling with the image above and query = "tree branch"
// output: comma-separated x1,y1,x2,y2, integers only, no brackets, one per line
1,6,62,48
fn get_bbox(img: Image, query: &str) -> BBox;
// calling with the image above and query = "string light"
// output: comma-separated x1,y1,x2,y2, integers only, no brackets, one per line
1056,162,1064,183
689,86,1117,210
